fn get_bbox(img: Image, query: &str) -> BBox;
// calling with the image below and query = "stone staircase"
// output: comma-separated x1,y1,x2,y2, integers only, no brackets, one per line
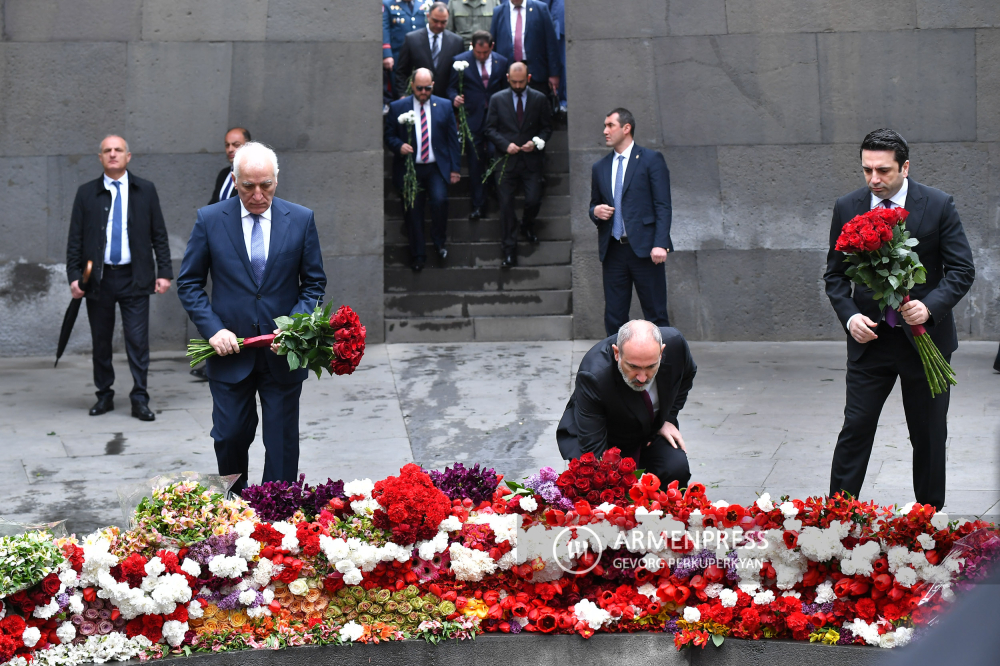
383,128,572,342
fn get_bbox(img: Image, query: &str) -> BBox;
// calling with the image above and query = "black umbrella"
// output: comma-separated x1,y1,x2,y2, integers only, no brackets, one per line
55,260,93,367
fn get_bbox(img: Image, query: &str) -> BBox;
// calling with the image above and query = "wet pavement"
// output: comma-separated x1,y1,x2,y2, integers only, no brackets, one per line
1,341,997,535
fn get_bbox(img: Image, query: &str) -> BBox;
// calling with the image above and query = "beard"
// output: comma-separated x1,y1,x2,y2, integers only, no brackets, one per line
618,359,658,392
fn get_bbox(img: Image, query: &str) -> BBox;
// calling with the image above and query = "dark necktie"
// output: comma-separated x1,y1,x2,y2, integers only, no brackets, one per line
516,93,524,125
481,61,490,89
420,104,430,162
513,7,524,62
882,199,893,209
432,33,440,68
250,214,265,284
641,389,655,422
110,180,123,264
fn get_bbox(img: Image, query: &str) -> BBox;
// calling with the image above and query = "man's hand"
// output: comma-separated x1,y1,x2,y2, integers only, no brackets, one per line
849,315,879,343
383,57,394,71
521,140,535,152
506,143,521,155
400,143,414,155
549,76,560,94
154,278,171,294
593,204,615,221
650,247,668,264
70,280,85,300
210,329,240,356
900,299,930,326
651,421,686,452
270,328,282,354
450,172,461,184
453,94,464,107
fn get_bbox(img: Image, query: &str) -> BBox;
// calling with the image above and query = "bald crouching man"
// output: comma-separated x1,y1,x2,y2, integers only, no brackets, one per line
557,320,696,486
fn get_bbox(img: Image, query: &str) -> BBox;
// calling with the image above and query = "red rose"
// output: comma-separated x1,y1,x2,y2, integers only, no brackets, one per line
591,471,608,487
579,453,597,465
40,574,61,598
586,491,600,503
601,448,622,465
574,478,591,493
618,457,637,474
606,470,622,485
599,489,615,504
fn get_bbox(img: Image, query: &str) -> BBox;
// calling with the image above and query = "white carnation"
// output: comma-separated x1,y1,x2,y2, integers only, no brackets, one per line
519,496,538,512
339,620,365,642
33,597,61,619
343,569,364,586
439,516,462,532
235,536,261,560
144,557,166,577
453,60,469,71
239,588,259,605
55,621,76,644
187,600,204,619
235,520,256,538
930,512,949,531
753,590,775,605
21,627,41,648
683,606,701,622
916,533,935,550
162,620,188,647
531,136,546,150
814,580,837,603
755,493,774,512
180,558,202,577
704,583,723,599
779,502,798,519
719,589,738,608
449,543,497,582
573,599,612,630
68,593,85,614
894,567,917,587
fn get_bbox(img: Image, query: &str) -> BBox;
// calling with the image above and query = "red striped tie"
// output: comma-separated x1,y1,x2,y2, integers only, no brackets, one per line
420,104,429,162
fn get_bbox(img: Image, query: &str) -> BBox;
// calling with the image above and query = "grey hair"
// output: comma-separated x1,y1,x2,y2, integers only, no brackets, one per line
430,1,449,14
233,141,279,181
99,135,129,153
617,320,662,350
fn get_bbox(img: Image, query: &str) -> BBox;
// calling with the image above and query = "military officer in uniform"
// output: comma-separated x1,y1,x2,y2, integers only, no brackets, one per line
383,1,432,99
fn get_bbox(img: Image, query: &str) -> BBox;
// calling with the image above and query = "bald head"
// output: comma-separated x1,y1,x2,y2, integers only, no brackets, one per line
413,67,434,102
507,62,530,93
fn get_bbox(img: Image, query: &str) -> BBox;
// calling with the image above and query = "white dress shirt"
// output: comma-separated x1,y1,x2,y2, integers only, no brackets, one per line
240,200,271,263
413,98,436,164
426,24,441,61
218,170,236,201
477,55,492,81
646,380,660,414
103,171,131,265
509,2,527,60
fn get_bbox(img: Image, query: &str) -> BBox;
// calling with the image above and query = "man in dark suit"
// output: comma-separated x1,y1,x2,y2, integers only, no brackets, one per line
557,320,696,486
177,142,327,495
544,0,566,113
395,2,465,100
484,62,552,267
590,108,673,336
490,0,560,97
66,135,173,421
208,127,251,205
448,30,509,220
383,0,431,101
385,68,462,271
825,129,975,510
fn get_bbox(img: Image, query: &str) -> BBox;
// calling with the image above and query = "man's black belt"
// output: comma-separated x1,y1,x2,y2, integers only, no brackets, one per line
616,236,629,245
104,263,131,270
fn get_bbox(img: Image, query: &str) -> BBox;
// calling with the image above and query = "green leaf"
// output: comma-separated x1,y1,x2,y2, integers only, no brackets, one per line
287,353,301,371
913,267,927,284
712,634,724,647
274,316,294,329
887,275,900,289
876,269,889,277
904,238,919,247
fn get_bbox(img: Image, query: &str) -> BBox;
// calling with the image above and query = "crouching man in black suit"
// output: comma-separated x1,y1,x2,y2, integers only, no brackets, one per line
557,319,696,486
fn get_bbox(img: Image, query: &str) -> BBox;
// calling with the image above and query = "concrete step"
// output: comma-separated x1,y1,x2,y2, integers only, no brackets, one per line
385,241,571,268
384,289,572,318
385,194,569,220
385,265,572,293
384,314,573,342
384,216,570,243
383,149,569,174
383,172,568,197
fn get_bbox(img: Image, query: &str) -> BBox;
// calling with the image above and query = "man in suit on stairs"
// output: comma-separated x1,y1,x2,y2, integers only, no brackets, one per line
490,0,560,98
395,2,465,100
448,30,509,221
208,127,251,206
590,108,673,336
483,62,552,268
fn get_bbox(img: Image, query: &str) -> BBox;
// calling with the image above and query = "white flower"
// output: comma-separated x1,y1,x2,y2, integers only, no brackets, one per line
783,518,802,532
58,567,79,588
253,558,274,587
453,60,469,71
753,590,775,605
573,599,612,630
814,580,836,603
339,620,365,642
846,618,880,646
162,620,188,647
271,522,300,554
343,569,364,585
21,627,41,648
779,502,798,519
239,588,259,606
930,512,949,531
144,557,166,577
756,493,774,512
719,589,738,608
235,520,256,538
208,554,248,579
916,533,936,550
55,621,76,644
180,558,202,578
900,502,916,516
187,600,204,619
33,596,61,619
531,136,546,150
68,593,85,614
704,583,723,599
448,543,497,581
683,606,701,622
439,515,462,532
637,583,658,600
288,578,309,596
894,567,917,587
235,536,261,560
397,111,417,126
519,496,538,512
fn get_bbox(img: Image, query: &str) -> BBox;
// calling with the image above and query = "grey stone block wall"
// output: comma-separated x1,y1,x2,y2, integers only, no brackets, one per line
0,0,384,356
567,1,1000,341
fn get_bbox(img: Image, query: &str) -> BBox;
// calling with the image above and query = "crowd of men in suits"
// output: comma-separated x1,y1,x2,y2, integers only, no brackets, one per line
381,0,563,271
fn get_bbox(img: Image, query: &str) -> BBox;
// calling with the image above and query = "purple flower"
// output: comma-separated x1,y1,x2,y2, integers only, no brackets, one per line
79,621,97,636
509,620,522,634
664,619,680,634
836,627,856,645
98,620,114,635
242,473,346,521
216,588,243,611
428,463,498,505
56,592,70,609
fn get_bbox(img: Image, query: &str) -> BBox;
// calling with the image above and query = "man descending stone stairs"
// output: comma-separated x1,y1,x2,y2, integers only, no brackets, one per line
383,128,571,342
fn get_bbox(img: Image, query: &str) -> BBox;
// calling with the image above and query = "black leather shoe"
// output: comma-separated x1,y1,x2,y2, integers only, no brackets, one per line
131,403,155,421
469,207,483,220
89,397,114,416
520,225,539,244
501,253,516,269
411,260,425,273
437,246,448,260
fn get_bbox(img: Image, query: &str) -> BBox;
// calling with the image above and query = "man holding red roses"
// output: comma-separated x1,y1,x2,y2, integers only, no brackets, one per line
824,129,975,509
556,319,696,487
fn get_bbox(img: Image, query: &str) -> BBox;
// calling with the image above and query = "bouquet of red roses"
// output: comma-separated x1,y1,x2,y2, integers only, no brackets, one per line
835,207,955,396
186,303,365,378
555,448,638,507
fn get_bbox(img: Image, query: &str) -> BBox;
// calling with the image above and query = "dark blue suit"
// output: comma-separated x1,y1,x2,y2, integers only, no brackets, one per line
177,196,327,493
589,144,673,335
447,50,509,209
490,1,560,87
384,95,461,261
544,0,566,104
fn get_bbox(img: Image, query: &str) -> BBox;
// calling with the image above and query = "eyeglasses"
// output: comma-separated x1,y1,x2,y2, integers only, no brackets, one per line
414,86,433,92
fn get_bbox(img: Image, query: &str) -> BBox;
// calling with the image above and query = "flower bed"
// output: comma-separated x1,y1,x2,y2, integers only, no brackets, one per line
0,450,997,665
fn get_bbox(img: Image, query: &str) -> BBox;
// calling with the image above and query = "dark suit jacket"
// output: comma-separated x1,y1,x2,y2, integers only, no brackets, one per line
395,27,465,99
824,179,975,362
208,166,235,205
490,0,560,82
66,171,173,298
588,145,673,261
556,327,697,461
483,87,552,172
384,95,461,185
447,50,509,135
176,196,327,385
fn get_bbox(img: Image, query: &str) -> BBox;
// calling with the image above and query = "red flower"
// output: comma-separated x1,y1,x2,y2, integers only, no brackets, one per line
0,635,17,664
783,530,799,549
40,573,61,597
856,598,877,622
0,615,27,637
618,457,637,474
535,612,557,633
372,464,451,545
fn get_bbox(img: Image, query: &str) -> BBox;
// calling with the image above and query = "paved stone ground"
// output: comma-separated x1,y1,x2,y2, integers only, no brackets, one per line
1,342,997,536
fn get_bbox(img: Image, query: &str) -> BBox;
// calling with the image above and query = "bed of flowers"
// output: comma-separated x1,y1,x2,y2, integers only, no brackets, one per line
1,449,997,665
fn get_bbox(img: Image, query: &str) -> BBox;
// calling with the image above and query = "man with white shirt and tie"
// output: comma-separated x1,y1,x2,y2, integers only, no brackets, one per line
208,127,251,205
385,68,462,271
590,108,673,336
66,135,173,420
177,142,327,495
395,3,465,100
825,128,975,509
490,0,560,98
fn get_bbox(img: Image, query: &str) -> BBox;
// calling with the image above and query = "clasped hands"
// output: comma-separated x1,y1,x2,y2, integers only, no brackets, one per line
506,141,536,155
648,421,686,452
209,328,283,356
849,299,930,344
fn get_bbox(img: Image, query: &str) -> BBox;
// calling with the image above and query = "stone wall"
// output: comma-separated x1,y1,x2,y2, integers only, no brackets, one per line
566,0,1000,341
0,0,384,356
